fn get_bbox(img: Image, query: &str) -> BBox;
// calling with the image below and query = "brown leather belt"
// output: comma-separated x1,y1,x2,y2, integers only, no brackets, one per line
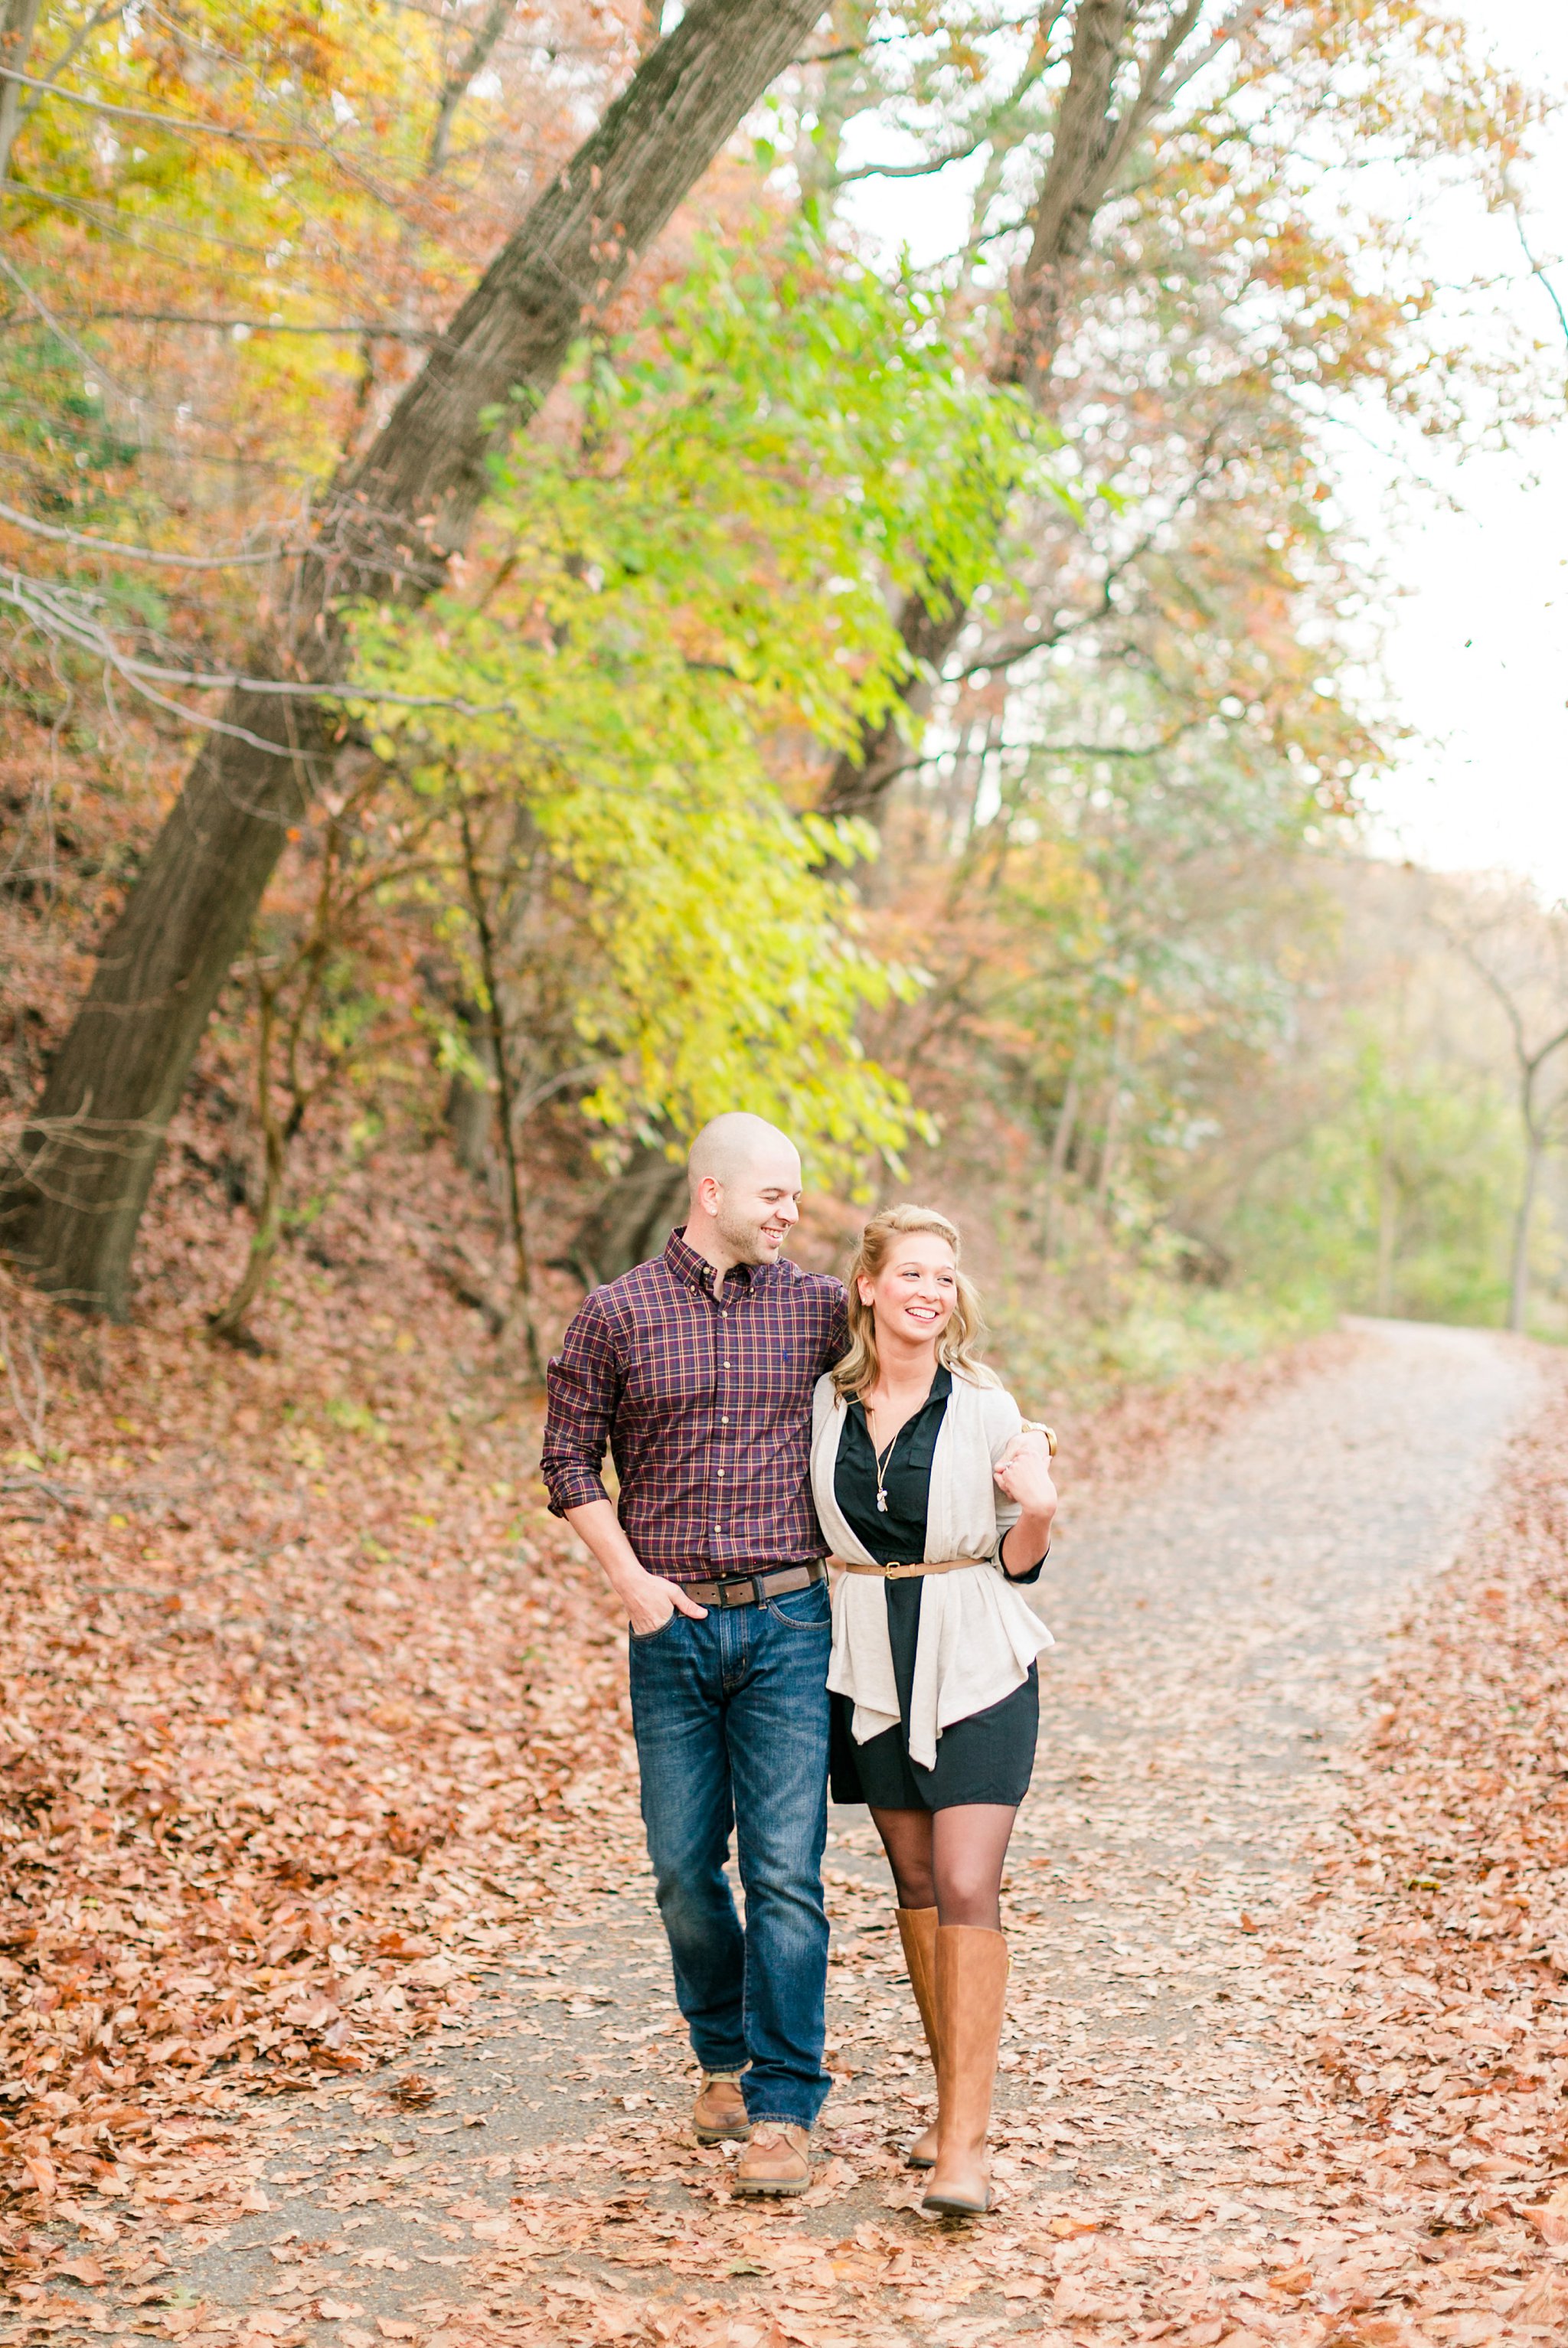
829,1555,985,1580
680,1560,828,1610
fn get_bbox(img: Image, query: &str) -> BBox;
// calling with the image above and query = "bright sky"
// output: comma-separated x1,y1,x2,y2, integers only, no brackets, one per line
840,2,1568,903
1345,2,1568,903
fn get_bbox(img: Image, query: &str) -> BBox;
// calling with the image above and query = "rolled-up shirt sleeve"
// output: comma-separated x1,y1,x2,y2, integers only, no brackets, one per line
541,1292,622,1517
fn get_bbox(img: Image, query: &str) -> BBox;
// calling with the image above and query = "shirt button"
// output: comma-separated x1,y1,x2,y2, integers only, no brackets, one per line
720,1416,730,1425
717,1470,725,1478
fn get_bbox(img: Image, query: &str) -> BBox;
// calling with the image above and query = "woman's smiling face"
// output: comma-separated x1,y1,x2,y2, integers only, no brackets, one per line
858,1233,959,1350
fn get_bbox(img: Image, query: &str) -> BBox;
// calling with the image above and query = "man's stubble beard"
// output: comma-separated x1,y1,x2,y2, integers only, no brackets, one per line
714,1203,779,1265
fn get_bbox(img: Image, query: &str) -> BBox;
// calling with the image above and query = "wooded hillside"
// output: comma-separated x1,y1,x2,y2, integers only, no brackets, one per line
0,0,1563,1370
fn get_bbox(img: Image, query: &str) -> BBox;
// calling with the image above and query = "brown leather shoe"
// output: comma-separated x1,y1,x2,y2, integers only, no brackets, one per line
733,2121,811,2196
692,2071,750,2144
896,1904,940,2167
921,1925,1008,2217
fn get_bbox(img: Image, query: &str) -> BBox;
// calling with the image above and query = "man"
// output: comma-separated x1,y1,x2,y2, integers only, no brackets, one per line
541,1112,847,2195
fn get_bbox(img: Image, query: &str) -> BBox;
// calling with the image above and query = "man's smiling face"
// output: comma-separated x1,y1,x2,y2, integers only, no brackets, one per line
704,1139,802,1266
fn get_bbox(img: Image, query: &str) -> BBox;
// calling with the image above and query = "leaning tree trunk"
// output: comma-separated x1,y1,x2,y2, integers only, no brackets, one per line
0,0,828,1317
0,691,332,1311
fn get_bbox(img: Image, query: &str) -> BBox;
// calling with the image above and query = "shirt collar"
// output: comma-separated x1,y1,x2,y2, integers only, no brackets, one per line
665,1226,769,1299
847,1361,952,1425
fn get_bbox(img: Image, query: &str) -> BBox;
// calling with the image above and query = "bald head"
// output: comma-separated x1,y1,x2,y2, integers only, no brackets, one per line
684,1114,802,1280
688,1112,797,1196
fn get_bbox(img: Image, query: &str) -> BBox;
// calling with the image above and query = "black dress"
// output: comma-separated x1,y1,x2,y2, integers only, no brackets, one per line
828,1365,1042,1812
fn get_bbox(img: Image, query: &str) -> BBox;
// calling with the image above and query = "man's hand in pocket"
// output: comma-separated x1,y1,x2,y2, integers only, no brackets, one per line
628,1574,709,1637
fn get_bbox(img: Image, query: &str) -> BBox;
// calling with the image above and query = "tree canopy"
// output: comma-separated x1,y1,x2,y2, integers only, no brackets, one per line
1,0,1563,1352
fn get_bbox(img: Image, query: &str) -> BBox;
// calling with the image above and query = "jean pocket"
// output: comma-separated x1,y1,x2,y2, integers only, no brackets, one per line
766,1581,831,1630
629,1610,682,1645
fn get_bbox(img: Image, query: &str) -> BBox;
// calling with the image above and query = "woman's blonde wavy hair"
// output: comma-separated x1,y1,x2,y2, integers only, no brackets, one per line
831,1203,997,1399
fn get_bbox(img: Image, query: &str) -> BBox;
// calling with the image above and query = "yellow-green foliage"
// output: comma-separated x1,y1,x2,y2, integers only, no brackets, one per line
348,233,1062,1184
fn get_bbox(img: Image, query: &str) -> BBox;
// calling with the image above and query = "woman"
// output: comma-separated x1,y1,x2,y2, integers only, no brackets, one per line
811,1203,1057,2216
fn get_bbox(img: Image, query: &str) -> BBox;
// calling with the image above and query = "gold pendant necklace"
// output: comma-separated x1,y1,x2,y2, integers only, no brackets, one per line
865,1406,900,1514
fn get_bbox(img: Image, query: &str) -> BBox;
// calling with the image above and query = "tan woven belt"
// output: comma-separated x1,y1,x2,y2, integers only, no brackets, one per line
828,1555,986,1580
830,1423,1057,1582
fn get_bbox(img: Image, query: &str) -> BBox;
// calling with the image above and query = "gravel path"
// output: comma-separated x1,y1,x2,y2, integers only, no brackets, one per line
109,1318,1542,2341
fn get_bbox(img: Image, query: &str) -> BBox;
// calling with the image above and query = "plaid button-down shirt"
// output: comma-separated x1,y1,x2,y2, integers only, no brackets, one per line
541,1227,848,1581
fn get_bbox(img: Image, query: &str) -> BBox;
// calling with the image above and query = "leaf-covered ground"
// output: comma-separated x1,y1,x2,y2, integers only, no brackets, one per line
5,1275,1568,2348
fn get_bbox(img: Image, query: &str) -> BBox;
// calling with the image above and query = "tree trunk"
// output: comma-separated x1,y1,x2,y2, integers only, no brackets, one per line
1374,1132,1397,1317
1,691,326,1312
0,0,43,185
820,597,972,818
446,1023,498,1177
425,0,514,178
207,974,288,1347
823,0,1196,827
1508,1130,1543,1335
563,1142,688,1289
1040,1060,1080,1259
459,801,543,1379
1094,996,1132,1228
0,0,828,1316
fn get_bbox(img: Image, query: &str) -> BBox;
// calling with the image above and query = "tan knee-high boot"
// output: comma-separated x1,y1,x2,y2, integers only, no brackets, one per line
922,1925,1008,2216
894,1906,940,2167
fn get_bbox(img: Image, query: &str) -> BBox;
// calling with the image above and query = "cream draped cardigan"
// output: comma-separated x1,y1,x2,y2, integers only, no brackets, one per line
810,1369,1055,1772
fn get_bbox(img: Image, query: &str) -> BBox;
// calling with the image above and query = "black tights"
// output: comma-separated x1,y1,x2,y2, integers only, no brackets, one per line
869,1802,1018,1930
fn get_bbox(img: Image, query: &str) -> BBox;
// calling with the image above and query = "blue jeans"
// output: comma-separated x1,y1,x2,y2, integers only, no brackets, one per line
627,1576,832,2129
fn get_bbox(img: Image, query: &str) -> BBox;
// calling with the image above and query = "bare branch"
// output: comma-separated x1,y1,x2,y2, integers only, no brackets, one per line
19,1,128,117
868,709,1203,798
0,564,525,746
426,0,514,176
1,173,286,262
1138,0,1268,122
831,136,992,188
0,61,313,145
1447,929,1525,1059
1510,201,1568,350
1094,1,1206,194
0,500,299,570
829,3,1065,195
1018,717,1201,761
8,309,443,342
958,422,1240,680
